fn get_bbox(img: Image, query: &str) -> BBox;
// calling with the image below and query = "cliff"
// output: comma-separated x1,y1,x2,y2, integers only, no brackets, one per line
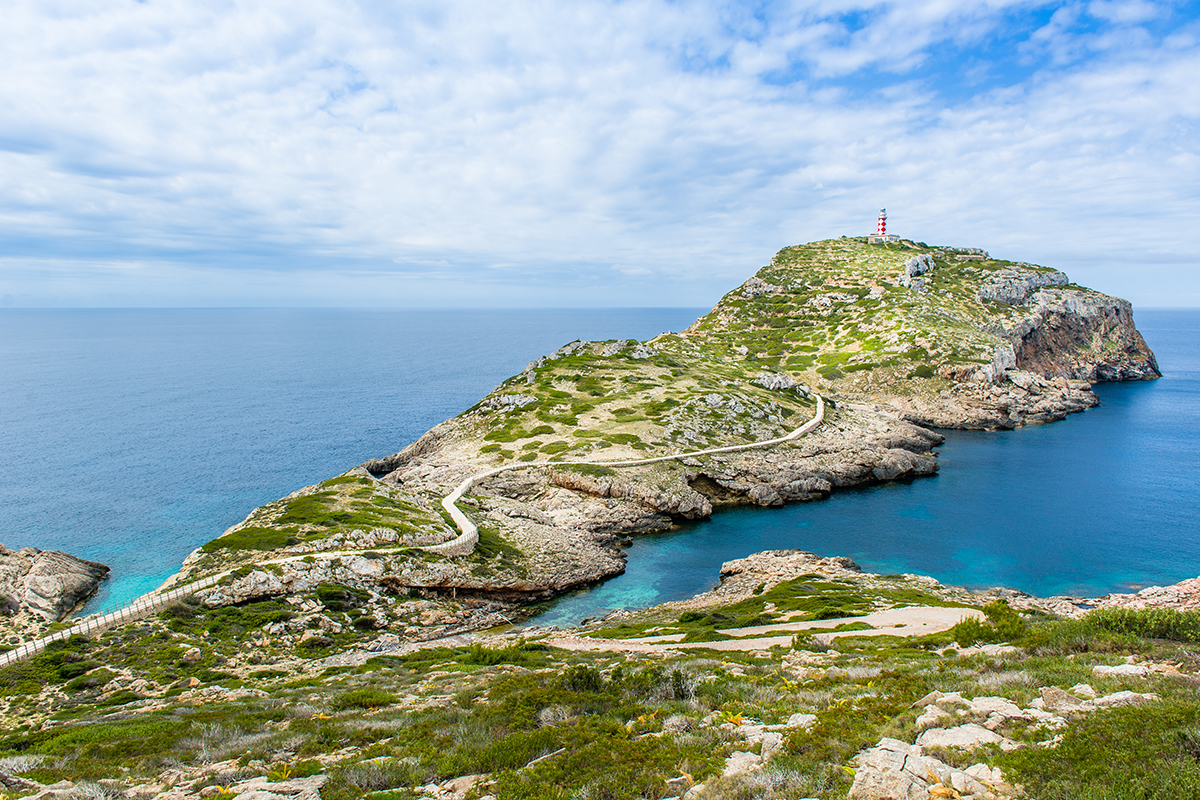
172,238,1157,636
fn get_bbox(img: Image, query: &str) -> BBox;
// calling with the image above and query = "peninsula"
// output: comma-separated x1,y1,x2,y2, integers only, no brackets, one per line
5,237,1193,800
167,237,1158,628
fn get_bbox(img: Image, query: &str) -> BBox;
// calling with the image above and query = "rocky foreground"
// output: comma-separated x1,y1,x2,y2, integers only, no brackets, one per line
2,547,1199,800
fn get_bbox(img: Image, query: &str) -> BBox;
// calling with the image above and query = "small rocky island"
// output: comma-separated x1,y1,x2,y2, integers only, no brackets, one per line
6,238,1194,800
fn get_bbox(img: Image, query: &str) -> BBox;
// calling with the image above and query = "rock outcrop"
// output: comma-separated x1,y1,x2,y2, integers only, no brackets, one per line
176,237,1158,628
1009,291,1159,381
0,545,110,621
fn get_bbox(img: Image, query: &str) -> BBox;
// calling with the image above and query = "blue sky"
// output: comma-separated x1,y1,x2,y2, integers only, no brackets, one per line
1,0,1197,308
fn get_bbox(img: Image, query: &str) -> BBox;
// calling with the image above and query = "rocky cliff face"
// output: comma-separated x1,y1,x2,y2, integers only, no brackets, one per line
1009,292,1159,381
0,545,110,621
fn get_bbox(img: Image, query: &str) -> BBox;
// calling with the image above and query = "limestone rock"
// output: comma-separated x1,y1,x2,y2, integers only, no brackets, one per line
786,713,818,730
722,751,762,777
849,738,1006,800
1040,686,1085,713
0,545,110,621
1086,690,1158,709
224,774,326,800
1092,663,1150,678
916,723,1012,750
976,266,1069,305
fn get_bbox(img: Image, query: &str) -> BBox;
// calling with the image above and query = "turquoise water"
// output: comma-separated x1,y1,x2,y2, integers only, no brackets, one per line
0,308,703,612
530,310,1200,626
2,308,1196,622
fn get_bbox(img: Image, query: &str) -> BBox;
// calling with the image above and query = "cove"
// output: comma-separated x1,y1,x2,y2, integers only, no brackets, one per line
528,310,1200,627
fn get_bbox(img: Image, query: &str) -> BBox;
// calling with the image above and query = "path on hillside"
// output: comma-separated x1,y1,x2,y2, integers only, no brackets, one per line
2,395,824,668
430,393,825,555
543,605,982,654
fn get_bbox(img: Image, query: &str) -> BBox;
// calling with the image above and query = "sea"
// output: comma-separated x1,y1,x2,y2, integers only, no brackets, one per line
1,308,1197,625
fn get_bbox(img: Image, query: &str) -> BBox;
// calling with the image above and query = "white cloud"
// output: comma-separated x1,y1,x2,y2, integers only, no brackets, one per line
0,0,1197,308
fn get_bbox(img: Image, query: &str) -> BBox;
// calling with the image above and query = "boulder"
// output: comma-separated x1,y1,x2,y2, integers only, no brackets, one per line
0,545,110,621
1086,690,1158,709
225,775,326,800
722,751,762,777
916,724,1013,750
1092,663,1150,678
849,738,998,800
786,713,818,730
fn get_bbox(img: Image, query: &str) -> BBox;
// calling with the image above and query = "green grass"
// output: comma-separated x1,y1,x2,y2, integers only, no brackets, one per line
201,525,299,553
997,701,1200,799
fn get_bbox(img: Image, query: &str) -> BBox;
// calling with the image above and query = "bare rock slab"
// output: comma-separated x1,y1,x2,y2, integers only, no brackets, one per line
850,737,1012,800
0,545,110,621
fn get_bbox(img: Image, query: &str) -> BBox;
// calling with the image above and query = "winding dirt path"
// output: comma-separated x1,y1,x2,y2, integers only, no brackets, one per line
543,605,982,654
1,395,825,668
429,393,825,555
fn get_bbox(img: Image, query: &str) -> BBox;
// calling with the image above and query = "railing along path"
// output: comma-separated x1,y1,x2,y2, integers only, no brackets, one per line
2,394,824,667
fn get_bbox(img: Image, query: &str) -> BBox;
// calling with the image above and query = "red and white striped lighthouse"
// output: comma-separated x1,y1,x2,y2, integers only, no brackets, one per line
877,208,887,236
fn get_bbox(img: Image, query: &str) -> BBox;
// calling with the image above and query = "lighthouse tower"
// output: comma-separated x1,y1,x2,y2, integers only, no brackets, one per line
868,208,899,243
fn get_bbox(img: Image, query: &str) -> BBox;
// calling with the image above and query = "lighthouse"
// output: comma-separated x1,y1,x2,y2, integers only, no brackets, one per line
868,208,899,243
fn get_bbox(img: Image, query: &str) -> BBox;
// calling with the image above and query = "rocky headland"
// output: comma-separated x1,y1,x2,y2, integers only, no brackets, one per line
138,237,1159,639
5,238,1199,800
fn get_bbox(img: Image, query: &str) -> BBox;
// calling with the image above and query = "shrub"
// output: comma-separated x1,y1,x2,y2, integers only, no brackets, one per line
951,601,1024,646
1086,607,1200,644
331,688,398,711
316,584,369,612
201,526,299,553
560,665,604,694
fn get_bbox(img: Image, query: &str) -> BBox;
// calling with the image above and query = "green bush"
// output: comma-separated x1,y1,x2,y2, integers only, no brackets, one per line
950,617,994,647
316,583,369,612
201,526,299,553
331,688,398,711
65,668,115,692
560,665,604,693
0,635,95,695
908,364,936,379
460,642,545,667
951,601,1024,646
1086,607,1200,644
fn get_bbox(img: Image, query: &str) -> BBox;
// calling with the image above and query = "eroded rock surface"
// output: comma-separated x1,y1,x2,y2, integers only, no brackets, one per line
0,545,109,621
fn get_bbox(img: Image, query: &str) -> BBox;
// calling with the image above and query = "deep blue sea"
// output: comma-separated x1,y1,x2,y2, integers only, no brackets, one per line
2,308,1197,623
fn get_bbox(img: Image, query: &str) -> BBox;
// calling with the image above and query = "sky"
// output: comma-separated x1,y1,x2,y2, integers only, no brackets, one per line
1,0,1197,308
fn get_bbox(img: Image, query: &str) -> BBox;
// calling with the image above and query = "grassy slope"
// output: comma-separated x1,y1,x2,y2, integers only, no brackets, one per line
2,581,1200,800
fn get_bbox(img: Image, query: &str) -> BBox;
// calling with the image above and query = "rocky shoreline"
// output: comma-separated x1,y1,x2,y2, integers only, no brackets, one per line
3,238,1171,648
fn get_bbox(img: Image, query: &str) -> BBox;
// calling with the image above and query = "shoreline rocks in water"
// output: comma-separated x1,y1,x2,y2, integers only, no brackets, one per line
0,545,110,622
